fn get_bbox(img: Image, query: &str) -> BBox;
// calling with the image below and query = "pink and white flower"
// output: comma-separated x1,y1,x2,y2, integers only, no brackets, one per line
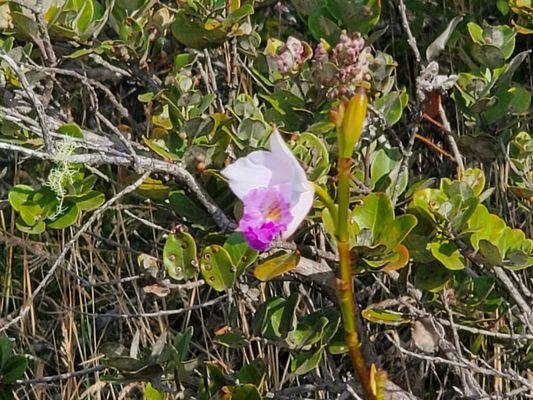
221,130,315,251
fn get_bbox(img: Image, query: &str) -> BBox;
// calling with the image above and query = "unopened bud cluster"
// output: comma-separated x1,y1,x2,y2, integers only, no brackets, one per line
271,37,312,75
314,31,373,99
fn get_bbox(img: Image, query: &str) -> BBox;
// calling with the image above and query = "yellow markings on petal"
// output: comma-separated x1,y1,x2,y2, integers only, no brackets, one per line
264,202,283,221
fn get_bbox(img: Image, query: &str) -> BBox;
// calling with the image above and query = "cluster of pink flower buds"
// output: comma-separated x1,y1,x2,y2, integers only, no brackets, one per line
271,37,312,75
314,31,373,99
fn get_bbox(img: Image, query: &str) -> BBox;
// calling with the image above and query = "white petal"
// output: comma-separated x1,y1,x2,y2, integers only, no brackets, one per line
282,181,314,239
267,130,315,239
221,150,274,200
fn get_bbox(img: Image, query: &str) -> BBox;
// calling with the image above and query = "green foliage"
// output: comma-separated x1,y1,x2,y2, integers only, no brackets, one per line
0,0,532,397
408,169,532,272
293,0,381,42
350,192,417,271
0,336,28,399
8,168,105,234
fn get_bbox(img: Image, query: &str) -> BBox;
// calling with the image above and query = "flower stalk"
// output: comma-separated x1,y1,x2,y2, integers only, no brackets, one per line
335,86,381,400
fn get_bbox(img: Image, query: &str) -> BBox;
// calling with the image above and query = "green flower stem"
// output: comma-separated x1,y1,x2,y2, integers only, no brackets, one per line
335,87,378,400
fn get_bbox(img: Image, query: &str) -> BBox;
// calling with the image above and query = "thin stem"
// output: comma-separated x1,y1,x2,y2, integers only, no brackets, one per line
337,159,374,400
313,182,338,226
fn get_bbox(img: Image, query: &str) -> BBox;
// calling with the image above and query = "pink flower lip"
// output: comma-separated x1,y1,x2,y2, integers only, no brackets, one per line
238,187,293,251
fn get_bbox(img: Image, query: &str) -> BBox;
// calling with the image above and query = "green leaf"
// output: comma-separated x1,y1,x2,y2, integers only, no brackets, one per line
145,382,165,400
223,233,258,276
57,123,84,139
74,0,94,35
2,355,28,384
327,329,348,355
174,326,194,363
362,307,410,325
467,22,484,44
410,188,448,223
47,203,79,229
253,251,300,281
428,239,466,270
352,192,394,241
290,347,323,375
138,92,155,103
509,86,531,113
171,10,227,49
15,219,45,235
237,358,266,386
471,44,505,69
200,245,236,292
478,239,503,266
461,168,485,197
493,51,531,92
325,0,381,35
223,4,254,27
70,175,98,197
290,0,323,16
378,215,417,251
251,297,285,340
169,190,212,226
10,11,39,40
116,0,146,10
468,205,507,250
370,147,401,190
0,386,14,400
163,232,198,281
174,53,196,70
373,90,408,127
414,263,452,292
215,331,247,348
308,8,340,44
75,191,105,211
426,15,463,61
8,185,34,212
287,315,328,349
231,384,262,400
143,138,180,161
0,336,13,369
279,293,299,336
293,132,331,182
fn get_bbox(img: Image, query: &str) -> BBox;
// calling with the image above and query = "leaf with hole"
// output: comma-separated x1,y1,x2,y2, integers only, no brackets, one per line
201,245,236,292
163,232,198,281
223,233,258,276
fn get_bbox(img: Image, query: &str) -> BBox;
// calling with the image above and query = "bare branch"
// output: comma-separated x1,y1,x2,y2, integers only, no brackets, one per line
0,51,53,153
